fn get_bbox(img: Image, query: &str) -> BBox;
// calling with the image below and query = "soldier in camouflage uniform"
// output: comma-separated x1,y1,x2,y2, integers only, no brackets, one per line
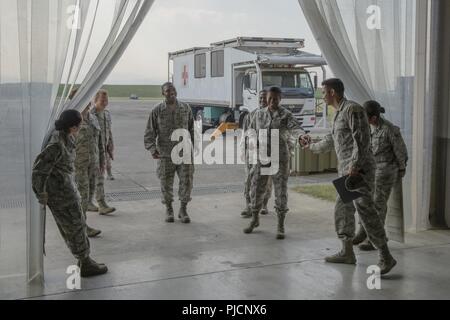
244,87,304,240
300,79,396,275
74,102,104,238
353,100,408,251
144,82,195,224
241,90,272,218
89,90,116,215
32,110,108,277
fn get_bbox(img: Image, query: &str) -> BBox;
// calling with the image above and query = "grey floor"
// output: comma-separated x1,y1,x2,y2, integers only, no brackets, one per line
1,100,450,300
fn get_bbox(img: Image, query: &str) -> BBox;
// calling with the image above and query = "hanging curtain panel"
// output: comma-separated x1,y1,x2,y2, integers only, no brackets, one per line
298,0,425,233
0,0,154,289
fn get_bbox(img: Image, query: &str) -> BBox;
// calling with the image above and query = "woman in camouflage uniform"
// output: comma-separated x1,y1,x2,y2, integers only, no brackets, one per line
353,101,408,251
32,110,108,277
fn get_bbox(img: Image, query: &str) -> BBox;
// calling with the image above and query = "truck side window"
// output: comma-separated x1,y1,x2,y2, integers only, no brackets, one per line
250,73,257,92
244,74,250,89
299,73,313,89
195,53,206,78
211,50,224,77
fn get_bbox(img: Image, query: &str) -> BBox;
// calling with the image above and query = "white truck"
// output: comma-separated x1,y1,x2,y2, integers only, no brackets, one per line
168,37,327,133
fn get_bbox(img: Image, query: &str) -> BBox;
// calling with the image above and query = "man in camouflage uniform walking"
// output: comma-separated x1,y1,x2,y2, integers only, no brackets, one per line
241,90,272,218
89,90,116,215
353,100,408,251
244,86,304,240
70,89,104,237
300,79,397,275
145,82,195,224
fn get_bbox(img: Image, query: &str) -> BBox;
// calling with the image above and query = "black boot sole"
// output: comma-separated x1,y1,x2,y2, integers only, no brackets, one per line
380,259,397,275
81,267,108,278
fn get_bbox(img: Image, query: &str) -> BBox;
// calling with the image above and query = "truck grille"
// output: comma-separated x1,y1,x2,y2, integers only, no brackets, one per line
285,105,304,114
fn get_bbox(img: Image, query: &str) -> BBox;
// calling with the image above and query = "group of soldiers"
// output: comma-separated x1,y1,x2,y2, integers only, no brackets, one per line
32,89,117,277
239,79,407,275
301,79,407,274
144,80,407,275
73,89,117,237
31,78,407,278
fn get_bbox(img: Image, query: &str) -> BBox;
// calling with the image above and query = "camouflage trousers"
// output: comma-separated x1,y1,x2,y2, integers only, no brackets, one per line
356,165,399,233
106,153,113,175
47,200,90,260
335,170,388,249
374,165,399,225
75,162,97,216
157,158,194,205
250,162,289,215
244,162,272,208
86,163,106,203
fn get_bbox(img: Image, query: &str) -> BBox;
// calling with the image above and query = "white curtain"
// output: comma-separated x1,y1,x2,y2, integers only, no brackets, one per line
297,0,432,232
0,0,154,284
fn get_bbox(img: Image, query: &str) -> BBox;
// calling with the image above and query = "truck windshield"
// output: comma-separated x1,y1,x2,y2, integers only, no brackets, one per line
263,71,314,97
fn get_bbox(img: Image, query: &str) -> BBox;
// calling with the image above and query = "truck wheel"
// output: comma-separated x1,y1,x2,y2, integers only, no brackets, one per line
239,112,248,129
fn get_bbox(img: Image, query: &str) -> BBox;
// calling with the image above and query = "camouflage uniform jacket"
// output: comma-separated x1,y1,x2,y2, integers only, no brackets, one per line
32,131,81,204
241,107,297,158
144,100,195,159
248,106,304,164
75,112,105,168
371,117,408,171
91,108,114,155
310,99,376,176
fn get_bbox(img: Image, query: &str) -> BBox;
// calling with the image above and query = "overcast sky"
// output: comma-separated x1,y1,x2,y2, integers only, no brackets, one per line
106,0,321,85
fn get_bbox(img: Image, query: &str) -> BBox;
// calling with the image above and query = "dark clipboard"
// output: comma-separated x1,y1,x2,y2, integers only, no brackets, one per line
332,175,364,204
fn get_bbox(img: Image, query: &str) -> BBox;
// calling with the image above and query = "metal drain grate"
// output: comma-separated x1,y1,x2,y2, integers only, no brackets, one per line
105,184,244,203
0,198,26,209
105,190,161,202
0,179,327,208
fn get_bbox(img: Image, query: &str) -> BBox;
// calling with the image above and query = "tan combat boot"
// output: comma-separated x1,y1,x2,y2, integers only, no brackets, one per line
378,244,397,275
87,202,99,212
165,203,175,223
325,239,357,265
241,204,252,218
107,168,115,181
260,197,270,215
78,257,108,278
178,202,191,224
276,212,286,240
243,211,260,234
86,226,102,238
98,199,116,215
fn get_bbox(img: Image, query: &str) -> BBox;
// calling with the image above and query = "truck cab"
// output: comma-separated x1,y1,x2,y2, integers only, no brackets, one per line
241,67,317,127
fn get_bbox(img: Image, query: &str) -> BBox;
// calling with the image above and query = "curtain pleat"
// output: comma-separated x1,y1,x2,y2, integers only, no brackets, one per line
0,0,154,283
298,0,422,232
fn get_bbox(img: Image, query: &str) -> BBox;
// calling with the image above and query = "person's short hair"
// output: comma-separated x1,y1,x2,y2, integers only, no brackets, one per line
95,89,108,101
268,86,282,96
322,78,345,97
161,82,174,91
364,100,385,118
55,109,82,132
69,88,79,100
259,89,268,96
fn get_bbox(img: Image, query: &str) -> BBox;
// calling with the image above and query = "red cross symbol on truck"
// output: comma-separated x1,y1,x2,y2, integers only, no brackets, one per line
182,65,188,86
